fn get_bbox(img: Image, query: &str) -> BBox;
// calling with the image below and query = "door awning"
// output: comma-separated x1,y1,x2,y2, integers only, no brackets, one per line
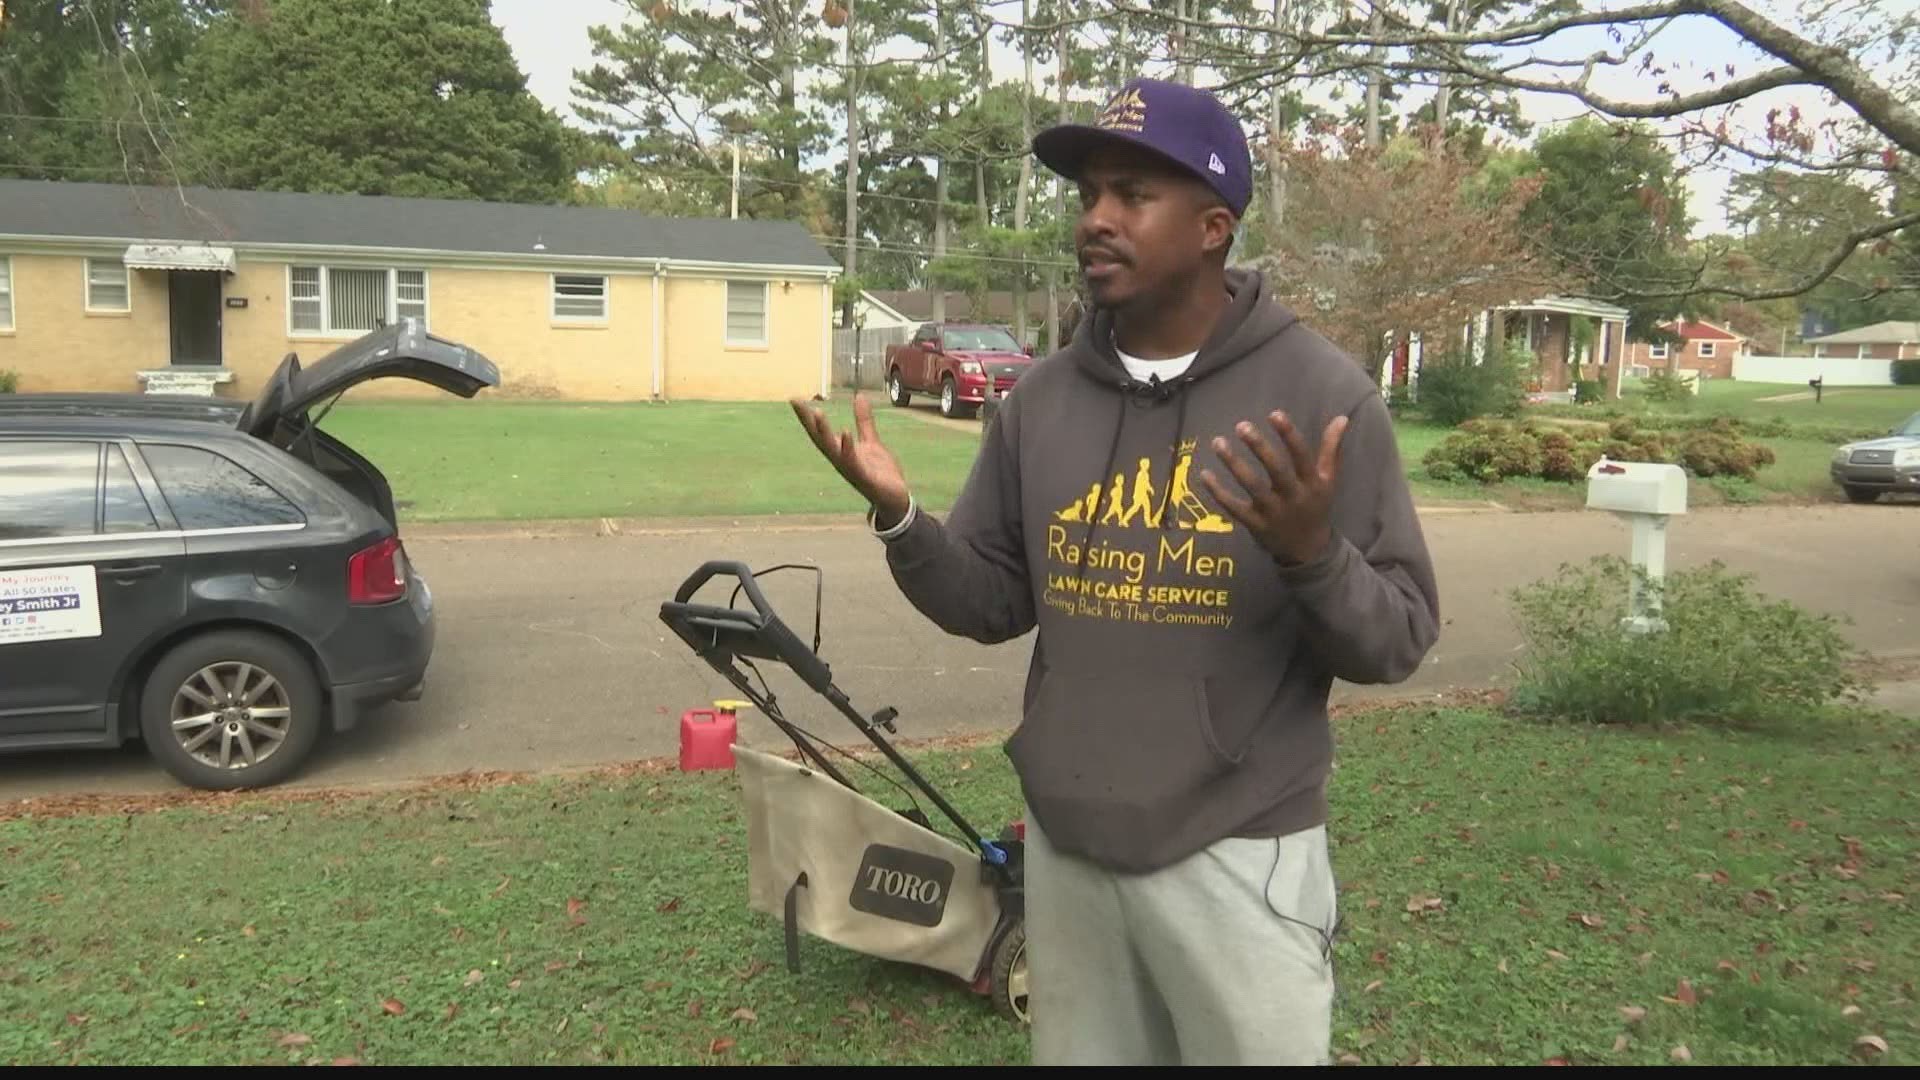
123,243,237,273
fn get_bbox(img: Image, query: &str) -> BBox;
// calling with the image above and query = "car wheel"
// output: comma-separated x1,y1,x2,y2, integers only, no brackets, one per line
940,376,975,419
138,630,324,791
888,370,910,407
1843,485,1882,504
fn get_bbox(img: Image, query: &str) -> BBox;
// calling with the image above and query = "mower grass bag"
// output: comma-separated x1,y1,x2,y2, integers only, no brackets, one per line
737,744,1001,983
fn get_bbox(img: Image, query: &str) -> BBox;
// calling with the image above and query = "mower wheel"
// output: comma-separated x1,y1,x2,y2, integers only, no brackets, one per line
989,918,1030,1024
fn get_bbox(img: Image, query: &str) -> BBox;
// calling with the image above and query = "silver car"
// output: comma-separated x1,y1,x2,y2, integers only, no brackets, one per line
1831,410,1920,503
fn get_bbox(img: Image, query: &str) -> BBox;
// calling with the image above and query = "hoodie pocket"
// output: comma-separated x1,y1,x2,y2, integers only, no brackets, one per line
1007,666,1238,842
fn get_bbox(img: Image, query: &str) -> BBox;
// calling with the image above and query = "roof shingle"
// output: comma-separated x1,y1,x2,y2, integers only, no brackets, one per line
0,179,837,270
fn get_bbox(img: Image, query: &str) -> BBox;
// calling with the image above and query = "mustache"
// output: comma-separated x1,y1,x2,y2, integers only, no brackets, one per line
1077,244,1130,266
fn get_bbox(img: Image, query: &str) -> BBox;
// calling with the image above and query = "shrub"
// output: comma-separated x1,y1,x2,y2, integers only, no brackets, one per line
1422,417,1774,484
0,370,16,394
1573,378,1605,404
1414,338,1532,427
1507,556,1870,728
1892,359,1920,386
1641,370,1693,403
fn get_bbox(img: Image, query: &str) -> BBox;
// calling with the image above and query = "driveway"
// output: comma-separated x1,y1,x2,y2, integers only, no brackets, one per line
4,503,1915,798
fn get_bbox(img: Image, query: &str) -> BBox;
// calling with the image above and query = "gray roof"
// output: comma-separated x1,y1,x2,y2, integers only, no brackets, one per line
1805,320,1920,345
0,179,837,270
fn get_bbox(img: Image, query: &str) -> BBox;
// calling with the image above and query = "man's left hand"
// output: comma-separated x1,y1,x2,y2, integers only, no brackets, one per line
1199,410,1349,566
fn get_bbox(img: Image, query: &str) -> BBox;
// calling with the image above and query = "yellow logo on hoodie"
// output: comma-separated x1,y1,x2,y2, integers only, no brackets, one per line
1042,441,1239,630
1051,440,1233,533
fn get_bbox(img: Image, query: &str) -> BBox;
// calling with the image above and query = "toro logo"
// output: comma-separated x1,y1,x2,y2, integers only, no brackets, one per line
849,844,954,927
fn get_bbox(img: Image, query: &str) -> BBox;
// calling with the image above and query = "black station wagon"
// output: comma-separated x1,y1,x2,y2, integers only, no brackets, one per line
0,321,498,789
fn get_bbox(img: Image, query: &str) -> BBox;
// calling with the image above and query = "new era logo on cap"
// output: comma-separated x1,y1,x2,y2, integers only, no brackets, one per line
1031,77,1254,217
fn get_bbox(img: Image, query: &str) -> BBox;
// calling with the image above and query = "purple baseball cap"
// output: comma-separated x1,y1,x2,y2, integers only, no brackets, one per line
1033,77,1253,217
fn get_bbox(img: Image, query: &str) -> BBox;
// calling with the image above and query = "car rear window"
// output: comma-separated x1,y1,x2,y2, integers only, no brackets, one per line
142,444,304,531
0,441,97,540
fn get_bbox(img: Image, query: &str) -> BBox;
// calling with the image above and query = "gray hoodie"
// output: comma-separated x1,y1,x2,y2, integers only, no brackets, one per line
880,269,1440,874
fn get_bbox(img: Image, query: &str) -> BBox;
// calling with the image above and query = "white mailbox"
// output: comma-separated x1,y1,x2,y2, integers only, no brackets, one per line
1584,457,1690,634
1585,459,1688,516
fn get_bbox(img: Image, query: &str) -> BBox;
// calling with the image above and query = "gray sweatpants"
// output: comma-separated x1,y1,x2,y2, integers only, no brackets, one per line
1024,812,1339,1066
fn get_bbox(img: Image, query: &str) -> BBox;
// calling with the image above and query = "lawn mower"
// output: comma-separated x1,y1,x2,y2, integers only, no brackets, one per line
658,560,1030,1024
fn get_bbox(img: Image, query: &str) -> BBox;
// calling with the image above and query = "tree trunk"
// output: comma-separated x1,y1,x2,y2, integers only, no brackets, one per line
932,0,948,324
1014,0,1032,351
975,5,990,235
1175,0,1194,86
1046,1,1067,353
1434,0,1459,129
1365,6,1384,149
841,0,860,329
1268,0,1286,229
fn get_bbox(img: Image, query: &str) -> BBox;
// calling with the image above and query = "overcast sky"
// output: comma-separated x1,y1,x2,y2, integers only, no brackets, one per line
488,0,1882,237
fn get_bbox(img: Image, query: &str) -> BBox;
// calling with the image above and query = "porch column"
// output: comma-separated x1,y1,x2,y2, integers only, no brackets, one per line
1604,318,1627,400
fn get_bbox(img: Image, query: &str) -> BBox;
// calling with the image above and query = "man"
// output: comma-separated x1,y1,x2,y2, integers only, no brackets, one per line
792,78,1440,1066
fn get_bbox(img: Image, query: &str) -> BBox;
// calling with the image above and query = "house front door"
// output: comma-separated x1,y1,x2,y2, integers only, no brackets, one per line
167,271,222,367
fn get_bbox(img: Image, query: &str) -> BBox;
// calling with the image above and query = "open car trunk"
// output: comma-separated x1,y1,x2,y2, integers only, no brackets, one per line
236,320,500,526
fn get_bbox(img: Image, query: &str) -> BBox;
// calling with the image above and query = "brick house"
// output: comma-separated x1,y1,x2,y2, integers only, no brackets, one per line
1804,321,1920,362
1625,319,1748,379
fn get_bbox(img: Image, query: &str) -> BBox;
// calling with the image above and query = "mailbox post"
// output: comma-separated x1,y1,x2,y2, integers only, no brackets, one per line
1584,458,1689,633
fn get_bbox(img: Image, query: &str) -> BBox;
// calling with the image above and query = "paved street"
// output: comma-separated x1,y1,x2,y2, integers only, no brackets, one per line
3,503,1915,799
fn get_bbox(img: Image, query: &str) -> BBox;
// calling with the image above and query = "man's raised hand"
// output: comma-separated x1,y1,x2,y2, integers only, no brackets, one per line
791,393,914,529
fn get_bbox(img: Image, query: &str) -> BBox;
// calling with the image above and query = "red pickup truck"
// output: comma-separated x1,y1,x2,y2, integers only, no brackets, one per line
884,322,1034,419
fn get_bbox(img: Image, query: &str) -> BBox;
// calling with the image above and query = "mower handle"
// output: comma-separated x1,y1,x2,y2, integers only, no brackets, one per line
673,560,776,621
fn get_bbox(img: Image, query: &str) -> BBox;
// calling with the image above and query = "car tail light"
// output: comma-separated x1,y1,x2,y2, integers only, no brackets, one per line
348,536,409,605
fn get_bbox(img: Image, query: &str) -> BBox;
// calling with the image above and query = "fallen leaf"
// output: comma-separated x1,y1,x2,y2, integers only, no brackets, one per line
731,1006,758,1024
277,1033,313,1048
1364,980,1385,993
242,925,256,938
1570,912,1606,930
1842,1005,1863,1018
1671,1045,1692,1062
1497,958,1510,974
849,997,872,1016
687,998,704,1019
1544,1057,1570,1066
1405,895,1445,914
738,958,772,982
567,897,588,925
491,877,512,897
444,1002,461,1022
709,1038,736,1055
1854,1035,1888,1058
1789,820,1808,832
1849,959,1878,974
1675,979,1698,1006
658,897,682,914
332,1057,362,1067
1713,870,1731,885
1545,949,1570,962
66,1013,90,1027
546,961,568,974
1365,897,1382,910
1755,941,1775,956
381,998,406,1017
432,855,451,867
1716,960,1740,975
1337,1054,1364,1066
1619,1005,1648,1023
464,969,484,988
1613,1034,1631,1053
508,979,522,990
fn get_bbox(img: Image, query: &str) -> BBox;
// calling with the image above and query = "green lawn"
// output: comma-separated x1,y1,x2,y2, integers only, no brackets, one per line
4,706,1913,1066
1610,381,1920,440
319,400,987,522
310,388,1915,524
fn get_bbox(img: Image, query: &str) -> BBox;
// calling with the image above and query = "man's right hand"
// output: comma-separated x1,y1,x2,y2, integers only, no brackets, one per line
791,393,914,529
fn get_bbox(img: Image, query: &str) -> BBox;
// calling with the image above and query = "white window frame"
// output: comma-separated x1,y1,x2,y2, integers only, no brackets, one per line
551,273,609,323
1648,342,1669,360
1857,344,1873,360
724,279,770,349
1696,340,1716,358
286,264,430,338
85,257,130,313
0,256,13,331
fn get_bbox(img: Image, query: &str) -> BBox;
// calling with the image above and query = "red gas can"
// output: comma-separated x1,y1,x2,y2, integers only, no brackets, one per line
679,702,741,771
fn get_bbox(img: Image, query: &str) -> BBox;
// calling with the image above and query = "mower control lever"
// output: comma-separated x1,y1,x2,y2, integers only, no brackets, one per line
872,706,899,734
